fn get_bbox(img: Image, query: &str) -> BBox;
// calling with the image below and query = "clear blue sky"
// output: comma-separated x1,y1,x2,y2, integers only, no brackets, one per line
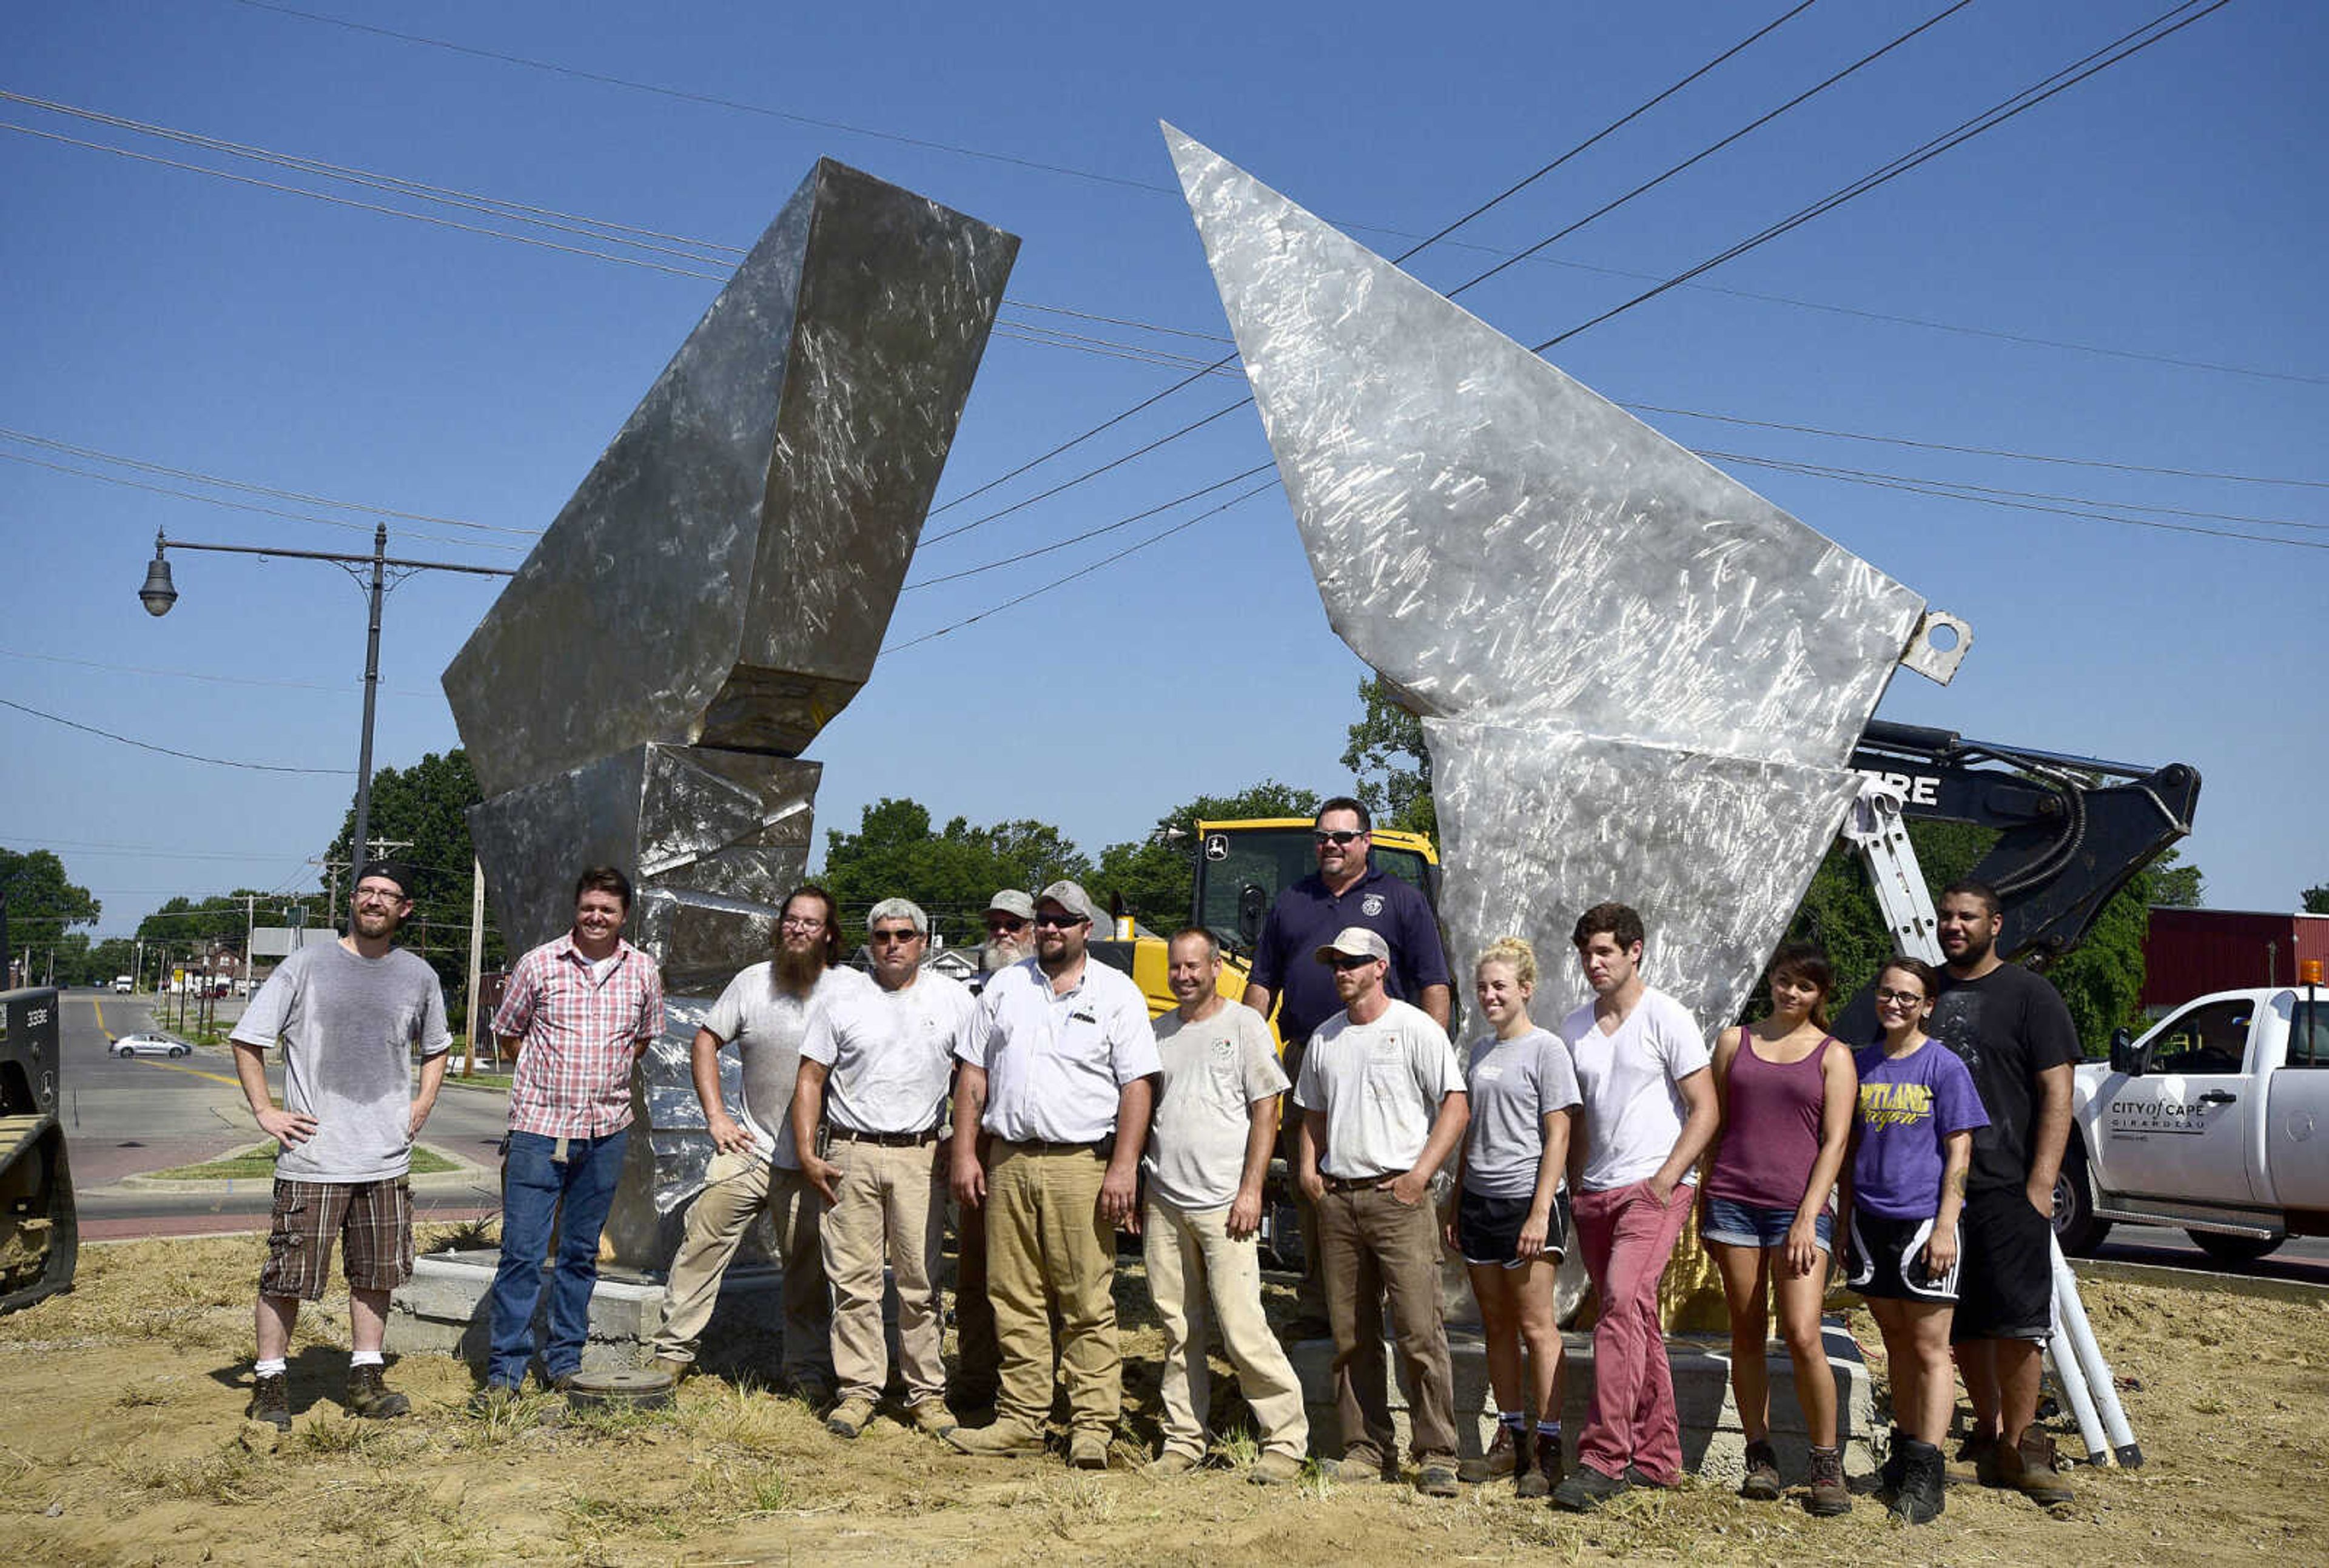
3,0,2321,942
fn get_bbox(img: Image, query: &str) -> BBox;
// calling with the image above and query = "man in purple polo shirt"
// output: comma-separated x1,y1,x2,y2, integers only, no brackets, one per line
1243,797,1451,1331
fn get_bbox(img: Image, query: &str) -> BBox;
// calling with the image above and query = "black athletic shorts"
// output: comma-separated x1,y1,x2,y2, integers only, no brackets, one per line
1950,1185,2054,1344
1456,1185,1572,1268
1844,1210,1961,1303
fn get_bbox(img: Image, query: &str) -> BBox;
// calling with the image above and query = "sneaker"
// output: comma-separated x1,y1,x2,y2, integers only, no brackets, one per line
1738,1438,1783,1501
1249,1452,1305,1486
1416,1461,1460,1498
1890,1437,1946,1525
246,1371,291,1432
1320,1452,1388,1484
2001,1428,2075,1507
344,1364,410,1420
907,1399,958,1438
944,1418,1047,1457
1805,1444,1852,1516
1516,1432,1561,1499
1458,1424,1519,1483
825,1396,878,1439
1145,1449,1200,1477
1551,1464,1631,1513
1877,1425,1909,1502
1624,1464,1681,1490
1068,1432,1110,1471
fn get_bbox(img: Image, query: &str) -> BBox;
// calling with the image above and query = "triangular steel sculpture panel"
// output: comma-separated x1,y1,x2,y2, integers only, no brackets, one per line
1167,124,1930,1034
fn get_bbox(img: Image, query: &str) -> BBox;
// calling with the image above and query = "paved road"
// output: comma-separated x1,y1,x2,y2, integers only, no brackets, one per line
57,989,508,1239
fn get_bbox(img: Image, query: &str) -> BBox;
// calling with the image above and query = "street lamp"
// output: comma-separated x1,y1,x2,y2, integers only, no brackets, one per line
137,524,513,883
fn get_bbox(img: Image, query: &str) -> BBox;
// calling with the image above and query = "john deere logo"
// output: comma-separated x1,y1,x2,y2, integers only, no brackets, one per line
1204,835,1227,861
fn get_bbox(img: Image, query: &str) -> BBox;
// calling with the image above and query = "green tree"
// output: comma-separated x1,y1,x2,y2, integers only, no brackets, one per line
1091,781,1323,932
1340,675,1435,836
820,799,1092,948
135,890,277,954
321,749,501,1005
2149,846,2203,909
0,847,101,952
2303,883,2329,916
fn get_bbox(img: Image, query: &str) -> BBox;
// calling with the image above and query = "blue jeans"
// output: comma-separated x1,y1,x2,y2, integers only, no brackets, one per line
488,1127,630,1388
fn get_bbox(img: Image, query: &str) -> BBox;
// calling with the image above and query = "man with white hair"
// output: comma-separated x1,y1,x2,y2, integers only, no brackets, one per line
793,897,976,1440
950,887,1038,1419
946,880,1161,1469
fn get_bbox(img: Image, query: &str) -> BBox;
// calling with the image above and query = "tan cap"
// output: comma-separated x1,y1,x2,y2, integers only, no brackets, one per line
1035,880,1105,928
1313,926,1390,966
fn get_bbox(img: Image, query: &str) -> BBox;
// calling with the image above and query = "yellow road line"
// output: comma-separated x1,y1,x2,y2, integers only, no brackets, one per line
93,994,111,1039
139,1057,244,1089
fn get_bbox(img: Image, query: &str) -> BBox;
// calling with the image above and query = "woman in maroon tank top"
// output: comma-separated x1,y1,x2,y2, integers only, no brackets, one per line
1703,942,1858,1515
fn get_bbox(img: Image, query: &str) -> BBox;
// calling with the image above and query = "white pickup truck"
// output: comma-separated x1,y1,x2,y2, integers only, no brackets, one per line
2058,985,2329,1263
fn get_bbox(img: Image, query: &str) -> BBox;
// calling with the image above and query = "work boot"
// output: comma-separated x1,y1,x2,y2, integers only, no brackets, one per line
1624,1464,1681,1490
944,1418,1046,1458
1458,1423,1519,1483
1516,1430,1562,1499
1889,1437,1946,1524
1417,1460,1460,1498
642,1354,691,1384
1738,1438,1783,1501
1067,1431,1110,1471
824,1396,878,1439
344,1364,410,1420
1551,1463,1630,1513
1145,1449,1200,1477
1249,1452,1305,1486
247,1371,291,1432
906,1399,957,1438
1320,1452,1388,1484
1999,1427,2075,1507
1960,1427,2006,1486
1805,1444,1852,1516
1877,1425,1909,1502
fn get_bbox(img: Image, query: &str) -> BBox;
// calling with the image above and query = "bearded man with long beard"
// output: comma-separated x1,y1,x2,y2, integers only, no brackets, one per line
645,884,866,1401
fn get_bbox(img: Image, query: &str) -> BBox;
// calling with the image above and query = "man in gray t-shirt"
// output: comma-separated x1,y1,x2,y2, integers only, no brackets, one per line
231,860,451,1430
1139,929,1309,1481
647,885,858,1396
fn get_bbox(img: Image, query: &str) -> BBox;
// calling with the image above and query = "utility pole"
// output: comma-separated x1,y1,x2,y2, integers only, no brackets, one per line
243,893,255,1002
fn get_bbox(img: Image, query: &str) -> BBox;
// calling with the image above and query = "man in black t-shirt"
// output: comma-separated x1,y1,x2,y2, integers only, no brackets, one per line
1927,879,2077,1507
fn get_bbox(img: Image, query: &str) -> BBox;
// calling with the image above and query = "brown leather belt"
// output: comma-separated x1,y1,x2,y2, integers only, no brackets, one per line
1322,1172,1397,1194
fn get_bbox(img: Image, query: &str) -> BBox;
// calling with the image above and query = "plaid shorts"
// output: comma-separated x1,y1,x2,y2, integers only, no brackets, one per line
259,1177,415,1300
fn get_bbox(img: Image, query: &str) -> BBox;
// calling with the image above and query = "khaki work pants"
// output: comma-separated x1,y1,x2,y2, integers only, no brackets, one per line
1144,1195,1311,1461
651,1149,832,1384
821,1136,947,1407
986,1142,1118,1438
1317,1182,1457,1465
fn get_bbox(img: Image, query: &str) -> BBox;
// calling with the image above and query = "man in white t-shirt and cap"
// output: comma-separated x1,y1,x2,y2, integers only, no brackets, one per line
946,878,1161,1469
1141,927,1309,1484
646,884,863,1400
792,896,977,1442
1550,901,1719,1513
949,887,1040,1419
1294,925,1470,1497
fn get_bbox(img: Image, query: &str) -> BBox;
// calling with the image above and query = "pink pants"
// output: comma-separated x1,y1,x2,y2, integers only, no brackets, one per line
1572,1179,1695,1482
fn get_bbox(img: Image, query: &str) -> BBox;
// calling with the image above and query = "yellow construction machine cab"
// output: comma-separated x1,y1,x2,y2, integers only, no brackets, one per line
1104,818,1439,1051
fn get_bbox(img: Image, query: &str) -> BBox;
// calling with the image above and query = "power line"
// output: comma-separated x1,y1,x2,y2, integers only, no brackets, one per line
0,647,439,698
1534,0,2236,352
0,695,353,773
1698,457,2321,532
904,465,1275,589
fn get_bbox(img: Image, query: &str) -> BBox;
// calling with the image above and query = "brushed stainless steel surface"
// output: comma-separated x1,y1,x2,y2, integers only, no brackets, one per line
1166,126,1952,1037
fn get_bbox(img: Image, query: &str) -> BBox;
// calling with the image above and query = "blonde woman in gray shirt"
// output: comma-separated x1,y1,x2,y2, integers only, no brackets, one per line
1449,937,1581,1498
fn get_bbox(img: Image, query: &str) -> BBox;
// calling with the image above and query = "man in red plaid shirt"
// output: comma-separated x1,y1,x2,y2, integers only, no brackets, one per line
478,865,665,1399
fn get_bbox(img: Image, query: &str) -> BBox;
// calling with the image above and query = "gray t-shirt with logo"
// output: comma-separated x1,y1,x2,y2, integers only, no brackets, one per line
1462,1027,1582,1200
705,962,869,1168
1144,1003,1289,1211
230,941,451,1184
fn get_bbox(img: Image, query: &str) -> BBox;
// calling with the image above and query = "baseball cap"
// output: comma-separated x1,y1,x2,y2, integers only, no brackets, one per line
353,859,417,900
1313,926,1390,966
1035,879,1104,927
984,889,1037,921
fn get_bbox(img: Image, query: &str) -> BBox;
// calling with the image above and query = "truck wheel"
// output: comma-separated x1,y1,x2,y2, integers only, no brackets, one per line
2189,1230,2281,1267
2053,1148,2109,1256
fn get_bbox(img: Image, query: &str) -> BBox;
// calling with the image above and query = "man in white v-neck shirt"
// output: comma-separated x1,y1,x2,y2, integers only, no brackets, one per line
1550,903,1718,1512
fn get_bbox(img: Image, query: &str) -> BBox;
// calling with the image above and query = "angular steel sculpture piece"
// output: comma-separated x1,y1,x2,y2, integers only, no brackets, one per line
1164,124,1953,1039
445,159,1017,1265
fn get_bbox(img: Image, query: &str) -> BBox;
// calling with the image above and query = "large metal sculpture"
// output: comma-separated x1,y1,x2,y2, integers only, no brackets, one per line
444,159,1017,1263
1163,125,1964,1044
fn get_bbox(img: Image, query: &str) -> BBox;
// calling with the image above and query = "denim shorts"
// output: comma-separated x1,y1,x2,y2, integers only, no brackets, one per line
1701,1195,1832,1251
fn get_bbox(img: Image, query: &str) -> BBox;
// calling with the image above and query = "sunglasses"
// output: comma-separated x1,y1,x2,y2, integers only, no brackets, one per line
1313,829,1366,846
985,917,1029,933
1328,954,1380,972
869,929,921,945
1032,912,1089,930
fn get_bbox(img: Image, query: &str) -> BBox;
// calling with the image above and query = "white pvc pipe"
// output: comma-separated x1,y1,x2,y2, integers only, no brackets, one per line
2051,1235,2142,1465
2044,1318,2108,1465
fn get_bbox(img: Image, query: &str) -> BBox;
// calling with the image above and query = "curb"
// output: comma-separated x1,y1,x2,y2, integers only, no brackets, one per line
112,1144,497,1196
2071,1256,2329,1305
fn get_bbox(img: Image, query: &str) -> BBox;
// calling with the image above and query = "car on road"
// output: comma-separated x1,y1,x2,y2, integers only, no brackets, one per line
112,1032,190,1060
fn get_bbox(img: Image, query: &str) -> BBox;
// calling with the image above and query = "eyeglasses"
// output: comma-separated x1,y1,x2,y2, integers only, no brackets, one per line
869,929,921,945
354,890,405,907
1032,911,1088,930
779,916,826,932
985,917,1029,934
1328,954,1380,972
1874,988,1926,1006
1312,829,1366,846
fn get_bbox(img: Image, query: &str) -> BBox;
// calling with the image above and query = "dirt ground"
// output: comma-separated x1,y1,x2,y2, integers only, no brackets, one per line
4,1228,2324,1566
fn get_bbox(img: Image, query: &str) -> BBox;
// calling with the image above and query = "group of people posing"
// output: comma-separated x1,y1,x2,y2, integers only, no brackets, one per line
227,795,2082,1525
